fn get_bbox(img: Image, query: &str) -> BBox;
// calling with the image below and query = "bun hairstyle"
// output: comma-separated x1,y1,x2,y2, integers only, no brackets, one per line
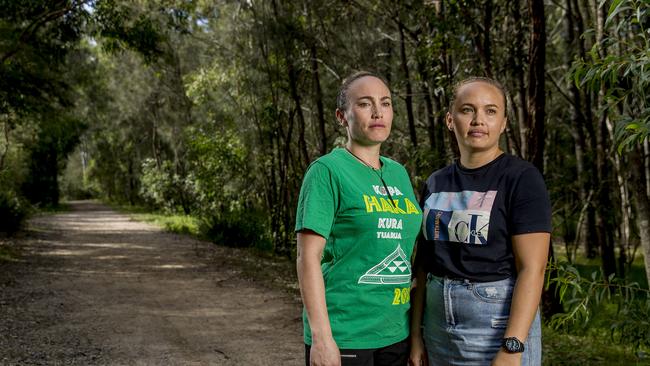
336,71,390,111
448,76,509,113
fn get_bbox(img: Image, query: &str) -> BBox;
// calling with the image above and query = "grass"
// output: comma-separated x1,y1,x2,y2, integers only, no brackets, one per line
0,241,21,263
108,203,201,236
543,325,649,365
37,202,72,214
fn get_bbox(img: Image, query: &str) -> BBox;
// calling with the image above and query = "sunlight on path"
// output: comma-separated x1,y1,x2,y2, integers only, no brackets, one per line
0,200,303,365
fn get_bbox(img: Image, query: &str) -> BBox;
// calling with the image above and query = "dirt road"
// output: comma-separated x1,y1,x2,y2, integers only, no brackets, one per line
0,201,303,365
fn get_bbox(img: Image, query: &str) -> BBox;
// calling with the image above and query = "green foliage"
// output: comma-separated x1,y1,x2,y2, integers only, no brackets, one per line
184,127,247,212
571,0,650,153
0,190,29,236
139,158,195,213
547,260,650,352
200,208,271,250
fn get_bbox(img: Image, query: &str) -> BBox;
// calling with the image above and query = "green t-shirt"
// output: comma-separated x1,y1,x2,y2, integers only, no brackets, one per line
295,148,422,349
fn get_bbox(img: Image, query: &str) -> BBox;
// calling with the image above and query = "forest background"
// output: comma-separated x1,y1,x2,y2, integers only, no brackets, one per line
1,0,649,363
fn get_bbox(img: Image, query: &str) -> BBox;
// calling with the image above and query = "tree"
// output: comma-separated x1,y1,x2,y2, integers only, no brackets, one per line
573,0,650,287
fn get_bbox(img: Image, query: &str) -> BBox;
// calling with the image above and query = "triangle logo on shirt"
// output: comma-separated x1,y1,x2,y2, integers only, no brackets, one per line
358,244,411,285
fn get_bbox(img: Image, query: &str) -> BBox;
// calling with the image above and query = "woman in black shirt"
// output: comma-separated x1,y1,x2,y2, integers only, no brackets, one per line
409,77,551,366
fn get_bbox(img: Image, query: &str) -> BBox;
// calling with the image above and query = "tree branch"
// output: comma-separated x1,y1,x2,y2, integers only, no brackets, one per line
1,1,88,64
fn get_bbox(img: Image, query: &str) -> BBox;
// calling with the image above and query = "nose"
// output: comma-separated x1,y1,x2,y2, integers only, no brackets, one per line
471,111,484,125
371,105,383,119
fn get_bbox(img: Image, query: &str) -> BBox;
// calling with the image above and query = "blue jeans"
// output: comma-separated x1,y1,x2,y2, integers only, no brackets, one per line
423,274,541,366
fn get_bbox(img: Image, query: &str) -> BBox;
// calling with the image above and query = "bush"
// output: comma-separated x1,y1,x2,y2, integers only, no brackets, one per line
0,191,29,235
200,208,271,250
139,159,197,214
547,261,650,353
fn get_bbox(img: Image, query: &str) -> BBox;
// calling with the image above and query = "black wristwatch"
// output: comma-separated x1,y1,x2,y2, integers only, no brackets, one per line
501,337,525,353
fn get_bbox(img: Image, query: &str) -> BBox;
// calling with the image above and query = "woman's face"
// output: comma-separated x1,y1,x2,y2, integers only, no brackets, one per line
337,76,393,147
446,81,507,156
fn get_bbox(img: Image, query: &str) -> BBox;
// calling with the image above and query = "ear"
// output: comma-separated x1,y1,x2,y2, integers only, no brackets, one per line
336,109,347,127
445,112,453,131
500,117,508,133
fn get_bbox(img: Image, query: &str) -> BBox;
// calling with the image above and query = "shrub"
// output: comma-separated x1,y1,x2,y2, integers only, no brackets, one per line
200,208,271,250
0,191,29,236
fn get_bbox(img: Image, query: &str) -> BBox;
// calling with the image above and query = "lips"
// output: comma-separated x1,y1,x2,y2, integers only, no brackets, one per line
369,123,386,128
468,129,487,137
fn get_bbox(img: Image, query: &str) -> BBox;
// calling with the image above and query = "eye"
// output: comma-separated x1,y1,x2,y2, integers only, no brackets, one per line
382,101,391,107
358,102,370,108
486,108,497,115
461,106,474,113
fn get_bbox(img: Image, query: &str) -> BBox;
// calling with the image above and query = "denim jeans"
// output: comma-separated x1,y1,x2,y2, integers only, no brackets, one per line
423,274,541,366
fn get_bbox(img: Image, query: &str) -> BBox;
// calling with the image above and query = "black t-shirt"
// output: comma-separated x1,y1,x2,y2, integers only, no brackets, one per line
415,154,552,282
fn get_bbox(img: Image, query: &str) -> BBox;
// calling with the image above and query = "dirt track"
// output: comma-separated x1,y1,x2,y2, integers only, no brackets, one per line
0,201,303,365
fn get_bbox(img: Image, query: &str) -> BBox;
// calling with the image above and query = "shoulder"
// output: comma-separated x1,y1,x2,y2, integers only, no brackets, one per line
426,163,454,182
381,155,408,173
498,154,544,181
306,150,342,175
311,148,347,169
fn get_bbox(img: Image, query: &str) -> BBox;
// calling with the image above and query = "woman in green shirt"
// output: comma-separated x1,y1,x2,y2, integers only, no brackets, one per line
295,71,422,366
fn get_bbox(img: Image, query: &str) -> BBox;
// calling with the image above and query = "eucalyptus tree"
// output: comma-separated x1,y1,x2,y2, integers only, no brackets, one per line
573,0,650,287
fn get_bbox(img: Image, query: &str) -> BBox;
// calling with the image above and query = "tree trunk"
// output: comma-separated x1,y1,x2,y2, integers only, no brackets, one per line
511,0,527,158
595,115,617,279
631,148,650,288
572,0,599,258
398,22,417,150
310,43,327,156
526,0,546,170
415,54,437,155
0,119,10,172
565,0,592,256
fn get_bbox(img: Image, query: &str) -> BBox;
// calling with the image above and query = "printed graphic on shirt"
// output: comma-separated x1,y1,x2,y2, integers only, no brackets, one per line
422,190,497,245
363,195,420,215
376,217,403,239
358,244,411,285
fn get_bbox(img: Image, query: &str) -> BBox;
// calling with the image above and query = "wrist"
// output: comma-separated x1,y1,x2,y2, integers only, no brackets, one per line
501,336,525,353
311,331,334,344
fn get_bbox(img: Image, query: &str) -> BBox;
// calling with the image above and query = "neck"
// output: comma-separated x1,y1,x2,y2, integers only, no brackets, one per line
459,148,503,169
345,142,382,169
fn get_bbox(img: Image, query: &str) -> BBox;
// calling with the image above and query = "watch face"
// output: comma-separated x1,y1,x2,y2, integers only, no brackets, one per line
505,338,518,350
503,337,524,353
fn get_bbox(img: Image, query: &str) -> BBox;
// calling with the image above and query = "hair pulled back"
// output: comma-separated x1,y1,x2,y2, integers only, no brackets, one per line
336,71,390,111
449,76,509,113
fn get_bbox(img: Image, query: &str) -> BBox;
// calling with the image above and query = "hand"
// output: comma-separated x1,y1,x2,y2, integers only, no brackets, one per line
491,349,522,366
408,335,428,366
310,337,341,366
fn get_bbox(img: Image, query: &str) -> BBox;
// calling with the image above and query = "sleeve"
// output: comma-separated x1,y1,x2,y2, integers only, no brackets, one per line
294,161,339,239
509,167,552,235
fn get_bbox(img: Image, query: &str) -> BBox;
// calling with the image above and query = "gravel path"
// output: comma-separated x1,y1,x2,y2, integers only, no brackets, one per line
0,201,303,365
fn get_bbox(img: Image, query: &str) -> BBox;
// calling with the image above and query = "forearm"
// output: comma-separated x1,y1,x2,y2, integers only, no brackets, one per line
410,268,427,339
503,266,545,341
297,250,333,341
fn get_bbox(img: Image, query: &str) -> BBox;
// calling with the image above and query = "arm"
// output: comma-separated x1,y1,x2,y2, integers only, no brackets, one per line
492,232,550,366
409,267,429,366
297,230,340,366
